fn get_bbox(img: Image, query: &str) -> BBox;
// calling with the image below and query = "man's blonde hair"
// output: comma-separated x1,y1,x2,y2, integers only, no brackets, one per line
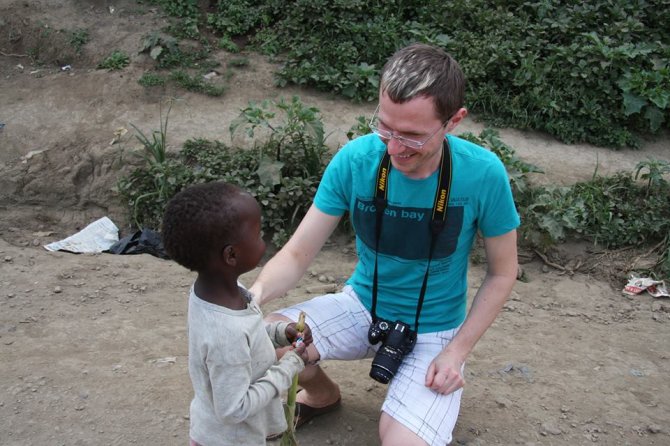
380,43,465,122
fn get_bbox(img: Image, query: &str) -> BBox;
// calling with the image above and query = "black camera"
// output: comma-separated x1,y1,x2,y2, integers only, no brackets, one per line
367,319,417,384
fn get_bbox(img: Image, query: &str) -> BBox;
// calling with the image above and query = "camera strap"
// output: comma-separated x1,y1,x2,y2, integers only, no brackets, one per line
371,138,453,333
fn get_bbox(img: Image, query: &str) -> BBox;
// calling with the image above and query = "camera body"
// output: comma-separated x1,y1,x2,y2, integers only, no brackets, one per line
367,318,417,384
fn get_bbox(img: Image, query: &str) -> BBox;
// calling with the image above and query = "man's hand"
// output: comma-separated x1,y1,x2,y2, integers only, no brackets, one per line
424,350,465,395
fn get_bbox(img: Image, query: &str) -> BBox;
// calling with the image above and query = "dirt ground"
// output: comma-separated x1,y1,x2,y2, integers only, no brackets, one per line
1,1,669,445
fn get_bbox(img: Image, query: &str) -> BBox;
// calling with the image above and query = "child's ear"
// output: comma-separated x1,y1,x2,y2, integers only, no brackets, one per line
221,244,237,266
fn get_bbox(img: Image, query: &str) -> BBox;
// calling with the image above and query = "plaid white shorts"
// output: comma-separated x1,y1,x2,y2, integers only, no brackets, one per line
276,286,463,446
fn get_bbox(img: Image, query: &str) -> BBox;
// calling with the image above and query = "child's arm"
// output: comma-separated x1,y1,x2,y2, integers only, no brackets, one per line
207,330,304,424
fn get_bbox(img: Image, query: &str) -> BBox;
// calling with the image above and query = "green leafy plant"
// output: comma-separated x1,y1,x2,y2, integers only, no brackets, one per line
519,169,670,279
228,56,249,68
97,50,130,70
118,101,191,228
169,70,226,96
230,96,327,179
118,96,331,246
68,28,89,54
634,158,670,197
157,0,200,18
218,36,240,53
140,32,180,63
160,0,669,148
138,72,166,87
619,64,670,132
346,115,372,141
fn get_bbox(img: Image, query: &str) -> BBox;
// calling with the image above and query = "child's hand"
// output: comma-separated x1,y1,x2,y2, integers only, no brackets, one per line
286,322,313,348
292,339,309,363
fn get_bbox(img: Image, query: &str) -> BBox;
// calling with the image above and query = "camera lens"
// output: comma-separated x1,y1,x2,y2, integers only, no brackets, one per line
369,346,402,384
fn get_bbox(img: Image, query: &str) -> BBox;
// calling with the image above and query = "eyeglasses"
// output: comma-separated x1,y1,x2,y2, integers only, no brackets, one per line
369,105,447,150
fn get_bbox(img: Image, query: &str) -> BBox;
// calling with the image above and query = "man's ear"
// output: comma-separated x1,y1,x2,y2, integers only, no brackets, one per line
446,108,468,133
221,244,237,266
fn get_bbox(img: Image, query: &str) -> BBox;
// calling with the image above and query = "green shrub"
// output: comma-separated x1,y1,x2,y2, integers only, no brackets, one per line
117,88,670,276
169,70,226,96
519,163,670,278
97,50,130,70
138,72,166,87
118,96,331,246
68,28,89,54
164,0,670,148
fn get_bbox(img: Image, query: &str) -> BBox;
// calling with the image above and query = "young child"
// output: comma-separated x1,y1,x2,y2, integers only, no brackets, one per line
162,181,312,446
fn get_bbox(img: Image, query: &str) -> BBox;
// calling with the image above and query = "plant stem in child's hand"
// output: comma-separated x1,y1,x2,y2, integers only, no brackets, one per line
281,311,306,446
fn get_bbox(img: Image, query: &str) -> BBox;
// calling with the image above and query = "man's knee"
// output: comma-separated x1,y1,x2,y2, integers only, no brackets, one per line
379,413,429,446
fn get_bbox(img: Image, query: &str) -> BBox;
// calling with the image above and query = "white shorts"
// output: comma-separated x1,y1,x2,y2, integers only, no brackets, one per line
276,286,463,446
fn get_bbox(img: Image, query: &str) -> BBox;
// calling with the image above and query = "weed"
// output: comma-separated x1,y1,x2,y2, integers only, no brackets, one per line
169,70,226,96
138,72,166,87
158,0,669,148
68,29,89,54
118,100,189,228
97,50,130,70
228,56,249,68
634,158,670,196
346,115,372,141
218,36,240,53
118,96,331,246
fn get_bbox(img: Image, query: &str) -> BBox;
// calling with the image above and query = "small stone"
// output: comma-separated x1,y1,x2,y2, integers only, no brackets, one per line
318,275,327,283
495,397,512,408
540,422,561,435
647,424,663,434
4,256,12,262
53,286,62,294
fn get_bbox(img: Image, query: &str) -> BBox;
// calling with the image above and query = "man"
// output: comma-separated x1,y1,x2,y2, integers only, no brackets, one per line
250,43,519,445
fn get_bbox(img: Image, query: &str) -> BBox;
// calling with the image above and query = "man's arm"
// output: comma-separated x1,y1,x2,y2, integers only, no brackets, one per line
425,229,518,394
250,204,342,306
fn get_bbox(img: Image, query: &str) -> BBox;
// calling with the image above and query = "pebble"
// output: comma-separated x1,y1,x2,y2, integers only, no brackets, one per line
648,424,663,434
53,286,62,294
495,397,512,408
540,422,562,435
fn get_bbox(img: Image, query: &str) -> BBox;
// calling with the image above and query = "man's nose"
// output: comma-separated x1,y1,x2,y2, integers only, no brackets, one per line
385,136,406,154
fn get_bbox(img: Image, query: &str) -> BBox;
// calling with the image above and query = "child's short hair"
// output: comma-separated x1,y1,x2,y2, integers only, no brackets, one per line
162,181,248,272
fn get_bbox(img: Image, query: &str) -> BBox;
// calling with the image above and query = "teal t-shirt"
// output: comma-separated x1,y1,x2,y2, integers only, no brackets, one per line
314,133,520,333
